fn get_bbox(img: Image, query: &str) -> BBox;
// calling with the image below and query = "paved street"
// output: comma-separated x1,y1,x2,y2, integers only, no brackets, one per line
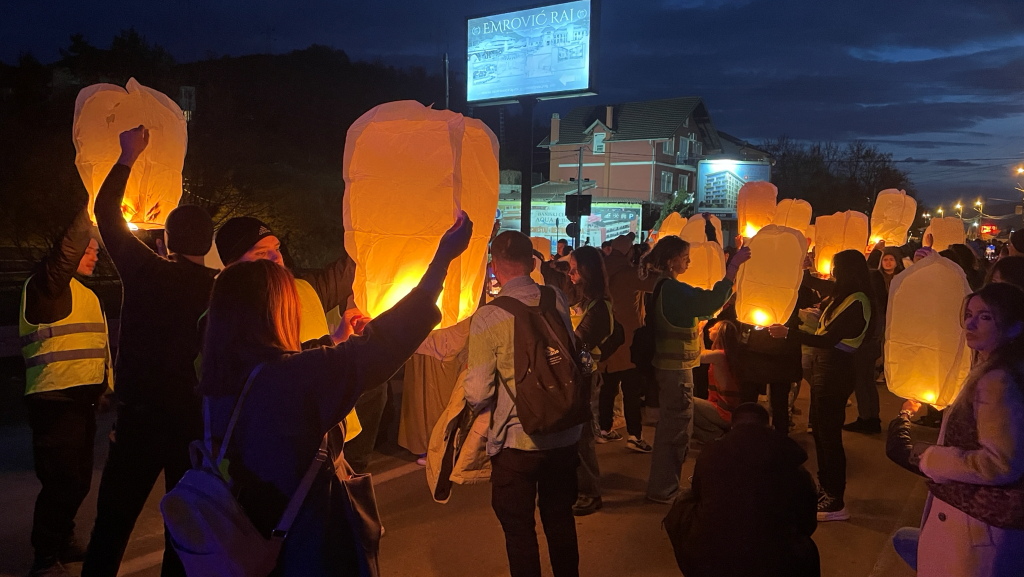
0,384,932,577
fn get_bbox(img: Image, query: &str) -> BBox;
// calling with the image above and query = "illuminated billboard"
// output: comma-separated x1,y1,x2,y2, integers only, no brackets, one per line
467,0,596,104
498,199,641,245
696,160,772,218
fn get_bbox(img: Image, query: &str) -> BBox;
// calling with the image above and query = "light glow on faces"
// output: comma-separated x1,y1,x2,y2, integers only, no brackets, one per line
239,235,284,265
670,247,691,276
964,296,1001,354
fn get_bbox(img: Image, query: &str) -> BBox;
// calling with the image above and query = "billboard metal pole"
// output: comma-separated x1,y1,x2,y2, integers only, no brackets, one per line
521,97,536,236
574,146,583,248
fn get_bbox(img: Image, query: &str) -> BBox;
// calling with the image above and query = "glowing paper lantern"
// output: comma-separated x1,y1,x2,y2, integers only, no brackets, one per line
530,237,551,260
772,198,813,236
735,225,808,326
885,254,972,408
737,181,778,239
681,215,723,245
73,78,188,230
806,225,816,252
678,241,726,290
813,211,869,276
870,189,917,246
343,101,499,328
658,212,687,239
924,217,966,252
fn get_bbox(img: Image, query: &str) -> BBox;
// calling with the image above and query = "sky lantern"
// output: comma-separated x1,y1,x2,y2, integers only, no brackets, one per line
735,225,808,327
658,212,687,240
530,237,551,259
73,78,188,230
813,211,869,276
924,216,966,251
870,189,917,246
885,254,972,408
772,198,813,237
737,181,778,239
343,100,499,328
681,214,723,245
678,241,727,290
806,224,816,252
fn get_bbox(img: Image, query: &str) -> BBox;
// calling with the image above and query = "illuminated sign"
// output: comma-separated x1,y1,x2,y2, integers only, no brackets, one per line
980,225,998,236
467,1,597,103
497,199,640,245
696,160,772,218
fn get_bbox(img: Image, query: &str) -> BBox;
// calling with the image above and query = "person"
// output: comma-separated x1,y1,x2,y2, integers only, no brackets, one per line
676,403,820,577
82,127,219,577
768,249,874,521
1008,229,1024,257
598,234,657,450
985,255,1024,289
949,243,986,289
566,246,614,516
464,231,582,577
692,321,742,443
212,218,369,465
887,282,1024,576
876,246,905,292
842,250,891,434
640,235,751,503
19,204,110,577
556,238,572,259
199,213,472,575
600,240,613,256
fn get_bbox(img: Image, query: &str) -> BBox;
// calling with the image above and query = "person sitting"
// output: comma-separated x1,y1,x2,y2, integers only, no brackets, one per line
198,213,472,575
673,403,820,577
692,321,742,443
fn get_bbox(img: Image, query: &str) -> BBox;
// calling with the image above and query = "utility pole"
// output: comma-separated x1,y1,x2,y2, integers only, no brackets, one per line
520,97,537,236
443,53,450,110
574,146,583,248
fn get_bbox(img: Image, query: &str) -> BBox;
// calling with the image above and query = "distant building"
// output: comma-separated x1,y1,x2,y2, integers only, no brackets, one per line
703,170,745,210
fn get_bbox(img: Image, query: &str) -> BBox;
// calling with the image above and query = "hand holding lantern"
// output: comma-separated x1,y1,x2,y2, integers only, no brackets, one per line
117,125,150,167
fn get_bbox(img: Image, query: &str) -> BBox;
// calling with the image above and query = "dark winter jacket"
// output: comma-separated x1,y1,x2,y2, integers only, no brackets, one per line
681,422,819,577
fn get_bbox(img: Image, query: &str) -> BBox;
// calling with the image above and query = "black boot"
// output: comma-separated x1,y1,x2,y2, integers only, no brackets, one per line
842,417,882,434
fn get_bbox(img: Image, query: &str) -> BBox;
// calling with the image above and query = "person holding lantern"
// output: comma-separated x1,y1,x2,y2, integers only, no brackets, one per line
639,235,751,504
768,249,874,522
19,200,110,577
84,126,219,577
196,212,473,576
886,282,1024,576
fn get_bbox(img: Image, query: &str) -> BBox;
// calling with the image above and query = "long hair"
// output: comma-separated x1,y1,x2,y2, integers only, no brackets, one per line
640,236,689,279
878,247,905,276
199,260,302,396
712,320,742,383
985,255,1024,291
964,282,1024,391
570,245,609,307
823,249,872,323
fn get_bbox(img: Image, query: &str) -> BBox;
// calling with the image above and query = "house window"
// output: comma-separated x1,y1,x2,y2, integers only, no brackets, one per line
661,171,674,193
694,141,703,156
678,174,689,193
662,139,674,155
592,132,605,154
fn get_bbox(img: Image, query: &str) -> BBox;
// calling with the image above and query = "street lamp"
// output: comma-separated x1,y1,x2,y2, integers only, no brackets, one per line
937,207,944,216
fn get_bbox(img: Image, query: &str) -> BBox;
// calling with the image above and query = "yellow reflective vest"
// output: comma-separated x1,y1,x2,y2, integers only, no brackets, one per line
20,277,110,395
295,278,362,441
818,292,871,353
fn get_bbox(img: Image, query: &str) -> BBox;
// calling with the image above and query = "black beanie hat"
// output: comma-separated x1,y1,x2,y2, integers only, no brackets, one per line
216,217,276,265
165,205,214,257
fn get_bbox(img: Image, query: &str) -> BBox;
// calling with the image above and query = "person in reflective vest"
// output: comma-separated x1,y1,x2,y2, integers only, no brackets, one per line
213,218,365,451
20,204,110,577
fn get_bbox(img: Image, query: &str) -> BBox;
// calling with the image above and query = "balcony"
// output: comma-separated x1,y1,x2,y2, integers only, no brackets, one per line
675,153,701,169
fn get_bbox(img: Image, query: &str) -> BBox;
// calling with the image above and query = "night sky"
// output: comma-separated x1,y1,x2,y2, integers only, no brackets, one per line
4,0,1023,207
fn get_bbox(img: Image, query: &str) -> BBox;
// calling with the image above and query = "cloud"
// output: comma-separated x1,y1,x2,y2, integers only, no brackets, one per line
934,159,984,167
868,140,987,149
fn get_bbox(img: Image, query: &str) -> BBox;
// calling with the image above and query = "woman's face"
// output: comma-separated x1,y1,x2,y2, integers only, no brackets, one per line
881,255,897,273
569,255,581,285
668,248,691,276
964,296,1003,354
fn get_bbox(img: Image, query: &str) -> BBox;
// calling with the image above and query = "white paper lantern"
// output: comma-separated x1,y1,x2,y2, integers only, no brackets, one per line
885,254,972,408
735,225,808,326
678,241,727,291
814,211,869,276
772,198,813,237
737,181,778,239
870,189,917,246
681,215,723,245
924,217,966,252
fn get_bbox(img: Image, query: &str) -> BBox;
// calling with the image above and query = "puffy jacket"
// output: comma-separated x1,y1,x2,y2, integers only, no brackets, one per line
426,370,491,503
600,248,659,373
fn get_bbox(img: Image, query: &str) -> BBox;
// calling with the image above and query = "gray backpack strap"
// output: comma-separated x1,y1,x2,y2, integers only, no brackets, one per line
213,362,267,464
271,433,330,540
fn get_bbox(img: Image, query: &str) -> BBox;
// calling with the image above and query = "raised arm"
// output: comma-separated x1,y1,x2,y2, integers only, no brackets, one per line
24,204,94,324
94,126,162,277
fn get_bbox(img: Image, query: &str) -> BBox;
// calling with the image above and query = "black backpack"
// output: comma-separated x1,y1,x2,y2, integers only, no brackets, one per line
487,286,590,435
630,279,666,375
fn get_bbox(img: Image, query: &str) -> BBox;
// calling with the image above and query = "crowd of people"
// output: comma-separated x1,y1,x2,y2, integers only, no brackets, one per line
16,124,1024,577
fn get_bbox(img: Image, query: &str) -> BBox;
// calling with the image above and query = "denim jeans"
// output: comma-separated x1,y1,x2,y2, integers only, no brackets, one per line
577,374,601,499
892,527,919,570
647,368,694,501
